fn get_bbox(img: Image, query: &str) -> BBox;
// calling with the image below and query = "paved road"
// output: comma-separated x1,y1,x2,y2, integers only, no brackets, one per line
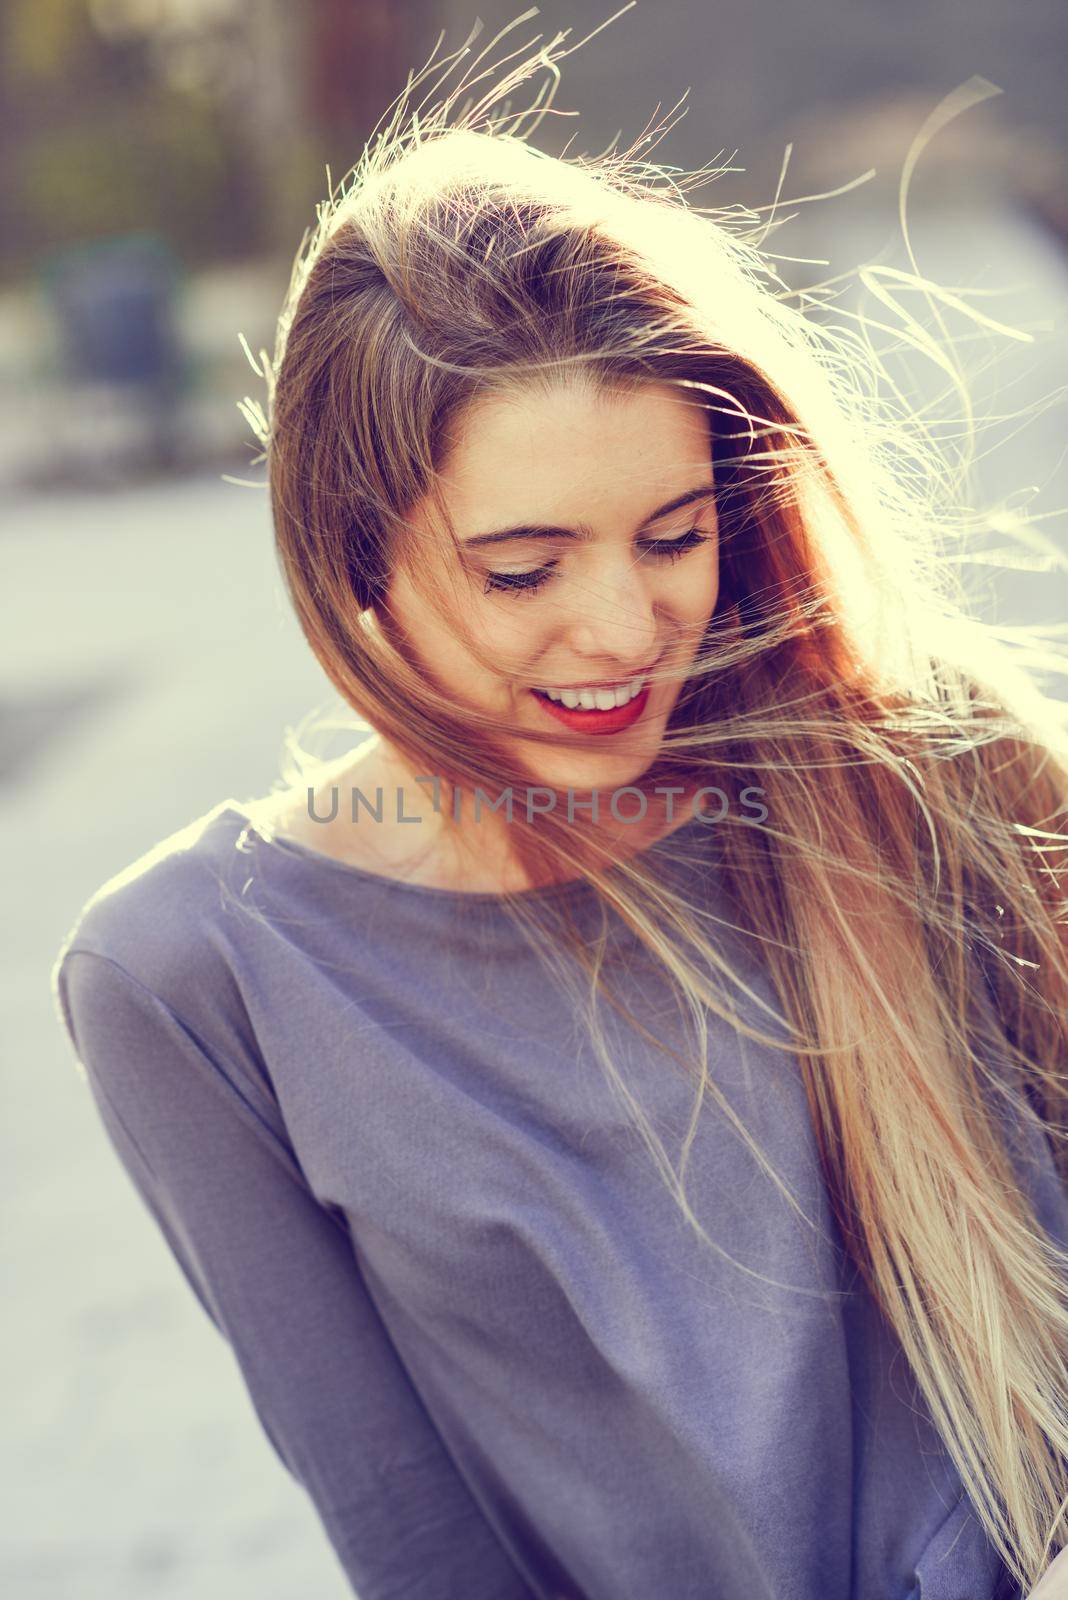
4,199,1067,1598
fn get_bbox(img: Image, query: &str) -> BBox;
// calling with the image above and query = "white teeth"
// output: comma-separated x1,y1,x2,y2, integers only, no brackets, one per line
535,676,647,710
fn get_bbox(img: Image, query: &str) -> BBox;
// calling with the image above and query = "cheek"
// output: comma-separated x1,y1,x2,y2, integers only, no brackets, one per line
670,553,720,628
388,567,487,676
428,604,536,709
474,603,545,677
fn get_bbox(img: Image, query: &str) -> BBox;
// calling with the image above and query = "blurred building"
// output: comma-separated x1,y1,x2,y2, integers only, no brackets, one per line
2,0,1067,491
5,0,1068,279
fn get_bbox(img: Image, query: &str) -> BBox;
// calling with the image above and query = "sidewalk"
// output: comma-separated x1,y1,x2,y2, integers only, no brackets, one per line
4,471,353,1597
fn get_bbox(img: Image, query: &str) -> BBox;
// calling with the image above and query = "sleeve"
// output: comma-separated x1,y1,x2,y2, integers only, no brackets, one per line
53,947,535,1600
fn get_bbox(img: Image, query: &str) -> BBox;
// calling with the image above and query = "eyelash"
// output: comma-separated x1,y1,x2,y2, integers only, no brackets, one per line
482,528,711,599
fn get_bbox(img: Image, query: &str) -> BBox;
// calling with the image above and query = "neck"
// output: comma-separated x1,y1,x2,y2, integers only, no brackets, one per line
376,738,709,888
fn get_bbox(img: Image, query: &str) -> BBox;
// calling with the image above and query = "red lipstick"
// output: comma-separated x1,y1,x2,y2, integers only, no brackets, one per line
530,684,652,734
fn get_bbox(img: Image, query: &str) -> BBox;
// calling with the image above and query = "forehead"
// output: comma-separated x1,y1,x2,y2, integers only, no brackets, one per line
429,378,713,536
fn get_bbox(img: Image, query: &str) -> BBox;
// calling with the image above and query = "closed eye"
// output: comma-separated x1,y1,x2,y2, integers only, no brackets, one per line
482,527,712,598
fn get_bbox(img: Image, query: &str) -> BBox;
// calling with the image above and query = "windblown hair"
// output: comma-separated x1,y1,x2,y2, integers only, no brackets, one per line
240,18,1068,1590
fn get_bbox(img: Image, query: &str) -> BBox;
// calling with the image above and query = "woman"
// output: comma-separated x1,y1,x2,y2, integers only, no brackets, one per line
51,19,1067,1600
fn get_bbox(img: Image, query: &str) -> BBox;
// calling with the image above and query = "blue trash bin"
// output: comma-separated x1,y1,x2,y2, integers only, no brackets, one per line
43,233,185,471
47,233,182,388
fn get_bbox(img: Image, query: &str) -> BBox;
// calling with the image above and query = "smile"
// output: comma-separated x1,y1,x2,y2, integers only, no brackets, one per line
530,676,652,734
533,675,647,710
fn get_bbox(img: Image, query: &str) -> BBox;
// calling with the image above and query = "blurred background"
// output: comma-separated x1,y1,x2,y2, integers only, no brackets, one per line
6,1,1068,1595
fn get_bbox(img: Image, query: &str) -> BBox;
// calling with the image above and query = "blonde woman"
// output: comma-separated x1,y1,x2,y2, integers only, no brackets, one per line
51,19,1067,1600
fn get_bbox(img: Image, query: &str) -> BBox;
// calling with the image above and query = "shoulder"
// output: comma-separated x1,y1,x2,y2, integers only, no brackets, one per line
51,797,257,1025
50,797,305,1181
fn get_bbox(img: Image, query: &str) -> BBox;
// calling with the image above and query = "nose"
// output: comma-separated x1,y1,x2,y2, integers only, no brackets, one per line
564,555,660,670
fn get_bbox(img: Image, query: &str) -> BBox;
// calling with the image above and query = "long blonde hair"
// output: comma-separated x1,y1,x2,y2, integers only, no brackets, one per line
240,18,1068,1589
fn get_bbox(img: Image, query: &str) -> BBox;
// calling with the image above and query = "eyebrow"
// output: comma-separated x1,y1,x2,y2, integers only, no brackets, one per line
458,484,717,549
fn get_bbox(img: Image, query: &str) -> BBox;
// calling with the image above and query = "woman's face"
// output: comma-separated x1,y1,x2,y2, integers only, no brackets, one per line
382,377,720,797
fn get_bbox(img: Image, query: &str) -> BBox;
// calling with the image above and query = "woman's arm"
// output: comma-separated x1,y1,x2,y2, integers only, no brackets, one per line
53,948,534,1600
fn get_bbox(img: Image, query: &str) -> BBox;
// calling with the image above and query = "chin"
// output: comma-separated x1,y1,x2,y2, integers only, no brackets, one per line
531,743,660,803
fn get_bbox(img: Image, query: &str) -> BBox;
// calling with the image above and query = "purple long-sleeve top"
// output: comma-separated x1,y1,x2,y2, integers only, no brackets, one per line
51,797,1061,1599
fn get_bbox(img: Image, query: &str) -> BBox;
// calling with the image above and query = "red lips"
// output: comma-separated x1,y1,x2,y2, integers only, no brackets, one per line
530,684,652,734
